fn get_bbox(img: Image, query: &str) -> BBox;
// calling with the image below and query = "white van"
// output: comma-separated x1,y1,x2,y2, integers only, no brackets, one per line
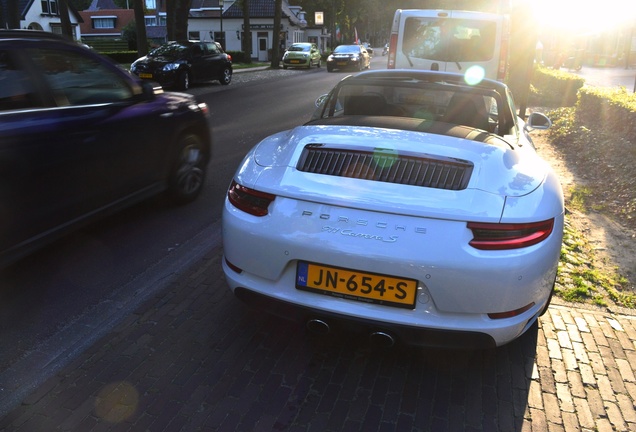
387,9,510,81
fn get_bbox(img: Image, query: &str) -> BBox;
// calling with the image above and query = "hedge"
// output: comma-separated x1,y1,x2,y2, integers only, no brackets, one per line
576,87,636,138
530,66,585,107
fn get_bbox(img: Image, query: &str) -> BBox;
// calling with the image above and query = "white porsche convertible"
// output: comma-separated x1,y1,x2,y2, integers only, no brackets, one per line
222,70,564,349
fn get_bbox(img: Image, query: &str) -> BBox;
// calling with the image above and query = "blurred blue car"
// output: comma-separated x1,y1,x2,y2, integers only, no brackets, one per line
0,30,212,267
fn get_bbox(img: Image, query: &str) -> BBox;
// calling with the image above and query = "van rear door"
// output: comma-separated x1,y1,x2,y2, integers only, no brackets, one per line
388,10,508,81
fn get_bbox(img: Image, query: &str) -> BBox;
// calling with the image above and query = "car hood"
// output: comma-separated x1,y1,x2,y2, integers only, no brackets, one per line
134,56,181,67
237,125,550,221
285,51,309,57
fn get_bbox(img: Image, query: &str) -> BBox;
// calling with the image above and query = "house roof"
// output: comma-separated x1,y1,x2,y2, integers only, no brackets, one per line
223,0,302,26
0,0,83,23
189,0,220,19
87,0,121,10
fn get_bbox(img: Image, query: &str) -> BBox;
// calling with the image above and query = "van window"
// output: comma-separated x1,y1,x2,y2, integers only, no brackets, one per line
402,17,497,62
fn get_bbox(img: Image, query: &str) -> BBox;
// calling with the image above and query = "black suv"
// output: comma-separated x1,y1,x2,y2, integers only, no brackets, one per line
131,41,233,90
0,30,212,267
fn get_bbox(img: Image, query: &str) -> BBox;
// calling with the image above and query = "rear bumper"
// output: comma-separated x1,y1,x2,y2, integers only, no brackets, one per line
233,286,498,349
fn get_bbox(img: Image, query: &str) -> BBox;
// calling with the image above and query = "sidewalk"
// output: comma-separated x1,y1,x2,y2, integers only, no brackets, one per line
1,246,636,431
576,66,636,90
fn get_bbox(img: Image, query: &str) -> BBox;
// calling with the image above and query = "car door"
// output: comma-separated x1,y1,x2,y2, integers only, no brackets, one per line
0,43,165,258
204,42,225,79
189,43,208,82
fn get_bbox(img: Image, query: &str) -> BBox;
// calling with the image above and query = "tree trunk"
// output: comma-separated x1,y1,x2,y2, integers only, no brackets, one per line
58,0,74,40
6,0,20,29
166,0,191,42
134,0,148,56
174,0,191,42
270,0,282,68
242,0,251,61
166,0,176,40
508,3,537,118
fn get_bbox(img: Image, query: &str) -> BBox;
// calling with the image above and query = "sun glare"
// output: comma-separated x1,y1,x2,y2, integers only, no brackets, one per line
532,0,636,34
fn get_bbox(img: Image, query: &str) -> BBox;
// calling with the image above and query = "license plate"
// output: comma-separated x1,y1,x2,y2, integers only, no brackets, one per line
296,262,417,309
139,73,153,79
337,62,347,66
290,60,300,63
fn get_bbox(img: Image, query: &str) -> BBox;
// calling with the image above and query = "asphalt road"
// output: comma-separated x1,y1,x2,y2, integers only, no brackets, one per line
0,56,376,382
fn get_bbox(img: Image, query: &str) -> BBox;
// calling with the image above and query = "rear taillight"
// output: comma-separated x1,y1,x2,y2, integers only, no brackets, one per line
387,33,398,69
227,180,275,216
227,54,232,62
467,219,554,250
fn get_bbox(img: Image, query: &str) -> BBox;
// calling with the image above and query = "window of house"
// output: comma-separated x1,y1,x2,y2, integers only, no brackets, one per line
145,0,156,9
92,17,116,29
41,0,58,15
145,16,157,26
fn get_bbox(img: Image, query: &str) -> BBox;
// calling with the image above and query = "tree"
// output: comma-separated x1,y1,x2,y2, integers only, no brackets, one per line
4,0,20,29
58,0,75,40
68,0,93,11
270,0,282,68
167,0,192,42
242,0,252,61
133,0,148,56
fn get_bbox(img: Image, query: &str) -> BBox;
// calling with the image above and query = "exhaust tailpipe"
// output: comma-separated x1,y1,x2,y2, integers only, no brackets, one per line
369,331,395,348
306,319,330,335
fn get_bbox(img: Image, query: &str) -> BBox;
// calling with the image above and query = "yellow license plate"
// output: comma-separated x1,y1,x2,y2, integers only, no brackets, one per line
290,60,300,63
139,73,153,79
337,62,347,66
296,262,417,309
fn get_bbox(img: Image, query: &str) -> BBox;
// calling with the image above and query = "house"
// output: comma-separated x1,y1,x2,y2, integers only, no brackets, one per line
0,0,83,39
78,0,167,47
188,0,326,61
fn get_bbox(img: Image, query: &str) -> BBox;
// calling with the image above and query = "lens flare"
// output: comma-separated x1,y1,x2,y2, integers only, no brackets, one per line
464,65,486,85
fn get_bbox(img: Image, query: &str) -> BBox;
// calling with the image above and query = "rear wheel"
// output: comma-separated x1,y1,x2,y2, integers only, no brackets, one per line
316,59,321,68
220,67,232,85
166,133,207,204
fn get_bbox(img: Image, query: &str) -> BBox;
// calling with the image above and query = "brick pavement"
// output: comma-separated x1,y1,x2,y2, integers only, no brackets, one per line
1,246,636,431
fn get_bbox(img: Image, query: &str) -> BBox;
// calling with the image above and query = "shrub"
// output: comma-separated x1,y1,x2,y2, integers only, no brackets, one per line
576,87,636,137
530,66,585,107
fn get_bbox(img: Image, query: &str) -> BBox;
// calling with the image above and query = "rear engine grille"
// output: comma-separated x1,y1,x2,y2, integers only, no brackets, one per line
297,145,473,190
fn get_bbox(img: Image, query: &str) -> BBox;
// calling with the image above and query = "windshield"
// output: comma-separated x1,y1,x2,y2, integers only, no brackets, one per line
289,44,310,52
149,44,189,58
402,17,496,62
334,45,360,54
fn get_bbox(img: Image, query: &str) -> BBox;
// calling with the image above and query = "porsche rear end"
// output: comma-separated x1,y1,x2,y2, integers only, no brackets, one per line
222,125,564,348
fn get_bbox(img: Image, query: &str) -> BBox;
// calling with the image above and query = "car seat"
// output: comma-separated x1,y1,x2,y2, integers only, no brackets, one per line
442,93,490,131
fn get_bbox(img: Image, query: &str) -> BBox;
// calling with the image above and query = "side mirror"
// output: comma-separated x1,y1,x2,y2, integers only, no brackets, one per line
525,112,552,132
140,80,162,100
315,94,328,108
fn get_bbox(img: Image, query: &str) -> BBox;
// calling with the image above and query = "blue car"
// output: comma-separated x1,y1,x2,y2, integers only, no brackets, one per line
0,30,212,267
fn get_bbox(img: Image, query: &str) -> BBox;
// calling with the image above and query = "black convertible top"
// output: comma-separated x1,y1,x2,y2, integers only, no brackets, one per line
305,116,513,149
